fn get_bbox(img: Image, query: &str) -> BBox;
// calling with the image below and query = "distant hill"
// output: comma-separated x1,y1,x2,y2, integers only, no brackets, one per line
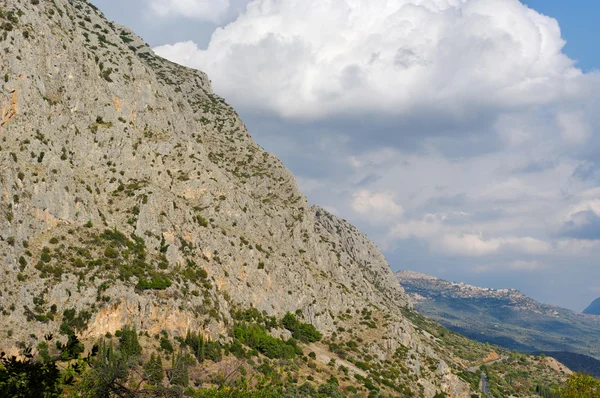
583,297,600,315
397,271,600,370
533,352,600,378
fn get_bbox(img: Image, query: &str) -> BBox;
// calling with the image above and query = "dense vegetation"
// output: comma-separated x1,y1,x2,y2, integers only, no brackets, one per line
0,311,347,397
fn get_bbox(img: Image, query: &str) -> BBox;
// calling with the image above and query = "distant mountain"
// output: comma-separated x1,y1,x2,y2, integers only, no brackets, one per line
583,297,600,315
396,271,600,367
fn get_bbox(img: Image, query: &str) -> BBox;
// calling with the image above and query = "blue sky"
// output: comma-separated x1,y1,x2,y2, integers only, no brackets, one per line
522,1,598,72
92,0,600,312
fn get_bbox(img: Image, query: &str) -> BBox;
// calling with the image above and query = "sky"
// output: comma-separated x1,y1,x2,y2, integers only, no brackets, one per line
91,0,600,312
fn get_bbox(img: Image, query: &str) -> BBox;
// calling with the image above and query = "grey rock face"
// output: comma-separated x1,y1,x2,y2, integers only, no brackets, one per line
0,1,473,395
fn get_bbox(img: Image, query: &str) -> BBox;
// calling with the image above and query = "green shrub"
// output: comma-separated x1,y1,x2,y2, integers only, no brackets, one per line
229,339,246,359
41,251,51,263
159,337,173,353
59,334,85,360
282,312,322,343
103,246,119,258
60,309,91,335
136,273,172,290
101,68,113,82
318,383,344,398
233,323,298,359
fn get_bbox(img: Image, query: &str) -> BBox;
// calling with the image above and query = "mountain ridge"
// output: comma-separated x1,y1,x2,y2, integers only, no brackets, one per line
397,270,600,371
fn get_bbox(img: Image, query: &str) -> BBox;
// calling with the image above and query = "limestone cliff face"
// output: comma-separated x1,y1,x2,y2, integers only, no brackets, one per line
0,1,475,396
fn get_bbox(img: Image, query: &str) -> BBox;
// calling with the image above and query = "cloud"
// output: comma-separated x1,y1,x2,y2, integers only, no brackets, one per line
147,0,231,23
509,260,546,270
473,259,546,273
439,234,502,256
561,202,600,240
389,212,551,257
390,215,443,240
556,239,600,252
147,0,600,309
557,111,591,146
438,234,551,257
351,190,404,223
154,0,578,121
572,161,600,181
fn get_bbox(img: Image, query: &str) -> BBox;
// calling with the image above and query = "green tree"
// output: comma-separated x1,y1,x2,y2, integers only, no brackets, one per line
119,326,142,358
561,373,600,398
144,353,163,386
184,331,223,362
0,334,83,397
0,347,62,397
169,351,190,387
79,341,131,398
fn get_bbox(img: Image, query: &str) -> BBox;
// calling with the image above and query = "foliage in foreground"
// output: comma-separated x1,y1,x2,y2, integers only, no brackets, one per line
0,312,331,397
560,373,600,398
0,333,83,397
2,311,590,398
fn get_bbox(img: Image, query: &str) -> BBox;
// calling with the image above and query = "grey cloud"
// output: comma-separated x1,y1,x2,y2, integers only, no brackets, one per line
356,174,381,187
422,193,469,209
561,210,600,240
394,47,427,68
515,159,558,174
572,161,600,181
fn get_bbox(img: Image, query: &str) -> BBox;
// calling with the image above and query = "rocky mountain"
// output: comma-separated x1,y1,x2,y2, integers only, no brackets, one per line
0,0,570,396
583,298,600,315
397,270,600,373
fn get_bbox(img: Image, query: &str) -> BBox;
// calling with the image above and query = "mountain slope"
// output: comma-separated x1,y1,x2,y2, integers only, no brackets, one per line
397,270,600,369
583,297,600,315
0,0,408,340
0,0,569,396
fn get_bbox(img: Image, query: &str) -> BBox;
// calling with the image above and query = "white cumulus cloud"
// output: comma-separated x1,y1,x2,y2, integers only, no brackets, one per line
437,234,550,257
154,0,578,120
351,189,404,222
